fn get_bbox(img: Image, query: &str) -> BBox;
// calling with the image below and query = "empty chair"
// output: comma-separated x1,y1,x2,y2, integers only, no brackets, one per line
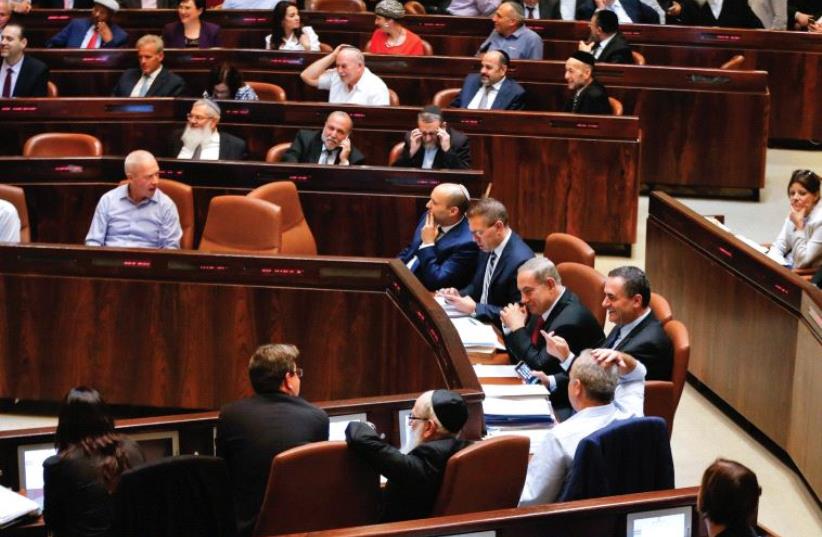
420,39,434,56
720,54,745,70
113,455,236,537
431,435,529,516
404,0,426,13
648,292,673,325
557,417,674,502
388,88,400,106
199,196,282,255
0,184,30,242
644,320,690,438
319,42,333,53
253,441,380,536
306,0,367,11
246,81,287,102
544,232,595,267
265,142,291,163
247,181,318,255
22,132,103,157
388,141,405,166
608,97,623,116
47,81,59,97
432,88,460,108
631,51,646,65
556,262,606,327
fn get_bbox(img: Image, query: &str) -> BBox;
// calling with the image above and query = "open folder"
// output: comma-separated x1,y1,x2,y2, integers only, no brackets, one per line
0,486,41,528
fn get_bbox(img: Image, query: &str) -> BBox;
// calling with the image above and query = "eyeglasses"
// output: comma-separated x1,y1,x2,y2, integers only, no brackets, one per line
289,368,304,378
407,414,428,425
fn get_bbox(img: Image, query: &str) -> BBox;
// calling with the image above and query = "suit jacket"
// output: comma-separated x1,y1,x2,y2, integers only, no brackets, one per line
216,393,329,537
111,67,187,97
602,311,674,380
451,74,527,111
46,18,128,49
36,0,95,7
460,230,535,324
346,421,468,522
171,130,248,161
12,55,49,97
595,32,634,64
398,214,479,290
564,80,611,115
669,0,764,27
281,129,366,165
392,127,471,170
518,0,562,18
120,0,176,7
577,0,660,22
162,20,222,49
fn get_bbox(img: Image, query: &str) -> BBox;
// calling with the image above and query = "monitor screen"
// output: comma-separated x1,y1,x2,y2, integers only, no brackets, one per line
328,413,368,441
626,505,692,537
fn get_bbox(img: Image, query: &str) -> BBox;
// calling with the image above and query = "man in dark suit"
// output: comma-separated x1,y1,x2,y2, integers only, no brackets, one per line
438,197,535,325
563,50,611,115
111,34,187,97
580,9,634,64
216,344,329,537
517,0,561,19
576,0,660,23
398,183,479,291
501,257,605,412
171,99,246,160
282,110,365,165
46,0,128,49
450,50,526,111
666,0,763,28
1,22,49,97
36,0,94,7
393,105,471,170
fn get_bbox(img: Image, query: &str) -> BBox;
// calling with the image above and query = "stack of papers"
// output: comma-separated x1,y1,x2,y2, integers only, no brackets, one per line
0,486,41,528
451,317,506,353
483,393,554,426
434,295,468,318
472,364,519,379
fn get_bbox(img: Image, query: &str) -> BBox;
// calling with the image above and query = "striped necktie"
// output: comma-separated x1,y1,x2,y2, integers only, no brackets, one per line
480,252,497,304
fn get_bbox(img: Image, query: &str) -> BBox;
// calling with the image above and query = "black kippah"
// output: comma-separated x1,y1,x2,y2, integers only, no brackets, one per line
570,50,596,67
431,389,468,433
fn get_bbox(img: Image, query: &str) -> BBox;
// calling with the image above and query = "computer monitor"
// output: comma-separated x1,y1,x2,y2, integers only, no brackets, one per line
626,505,692,537
328,413,368,441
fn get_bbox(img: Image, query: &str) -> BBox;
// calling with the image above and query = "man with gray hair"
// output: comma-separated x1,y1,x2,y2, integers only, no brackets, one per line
501,256,604,413
393,105,471,170
300,43,389,105
111,34,186,97
478,1,544,60
282,110,365,165
346,389,469,521
85,149,182,248
519,349,646,505
173,98,247,160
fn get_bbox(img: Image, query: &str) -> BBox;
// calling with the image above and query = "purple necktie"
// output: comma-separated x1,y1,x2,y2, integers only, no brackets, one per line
2,67,12,98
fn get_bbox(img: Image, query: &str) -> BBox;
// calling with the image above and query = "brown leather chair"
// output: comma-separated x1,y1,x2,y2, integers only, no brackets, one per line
265,142,292,163
644,320,690,438
252,441,380,536
404,0,426,13
247,181,318,255
305,0,366,11
720,54,745,70
246,81,287,102
198,196,281,255
117,178,195,249
388,141,405,166
0,184,30,242
47,81,59,97
420,39,433,56
364,38,373,52
432,88,460,108
556,262,606,327
431,435,529,516
388,88,400,106
649,292,673,326
631,51,646,65
22,132,103,157
544,232,595,267
319,42,333,53
608,97,623,116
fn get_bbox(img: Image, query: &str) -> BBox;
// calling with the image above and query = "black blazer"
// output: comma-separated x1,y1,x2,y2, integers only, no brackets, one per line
216,393,329,537
595,32,634,64
577,0,660,22
35,0,95,7
171,129,247,161
669,0,764,28
281,129,366,165
392,127,471,169
564,80,611,115
111,67,187,98
515,0,562,19
602,311,674,380
12,55,49,97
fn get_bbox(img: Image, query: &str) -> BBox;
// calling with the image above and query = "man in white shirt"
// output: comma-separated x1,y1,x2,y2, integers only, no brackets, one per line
173,99,246,161
300,44,390,106
0,199,20,243
519,349,647,506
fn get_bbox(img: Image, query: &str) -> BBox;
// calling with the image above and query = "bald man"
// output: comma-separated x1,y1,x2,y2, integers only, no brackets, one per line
281,110,365,165
563,50,610,114
398,183,479,290
300,44,389,106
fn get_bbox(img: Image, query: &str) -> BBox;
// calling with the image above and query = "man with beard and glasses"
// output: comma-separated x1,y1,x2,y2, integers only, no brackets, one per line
345,390,469,522
393,106,471,170
172,99,246,161
281,110,366,165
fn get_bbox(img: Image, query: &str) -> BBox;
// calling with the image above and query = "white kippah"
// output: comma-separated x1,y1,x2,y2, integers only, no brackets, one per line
95,0,120,11
457,183,470,201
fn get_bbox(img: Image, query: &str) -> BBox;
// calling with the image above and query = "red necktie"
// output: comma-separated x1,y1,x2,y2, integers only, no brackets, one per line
86,30,99,49
2,67,12,98
530,316,546,346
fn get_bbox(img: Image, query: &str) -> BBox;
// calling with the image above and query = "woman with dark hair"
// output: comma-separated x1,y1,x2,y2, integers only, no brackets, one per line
265,1,320,51
366,0,424,56
698,458,762,537
768,169,822,269
203,62,258,101
162,0,221,48
43,386,144,537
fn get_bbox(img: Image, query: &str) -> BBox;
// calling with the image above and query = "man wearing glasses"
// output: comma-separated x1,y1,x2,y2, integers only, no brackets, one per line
172,99,247,161
345,389,469,522
216,344,329,537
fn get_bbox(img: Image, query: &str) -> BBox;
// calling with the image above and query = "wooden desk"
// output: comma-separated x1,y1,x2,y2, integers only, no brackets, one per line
645,192,822,499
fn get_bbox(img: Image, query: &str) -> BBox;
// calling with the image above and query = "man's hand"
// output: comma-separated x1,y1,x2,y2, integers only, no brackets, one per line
443,294,477,315
795,12,813,27
810,20,822,33
540,330,571,361
594,0,613,8
590,348,637,376
98,21,114,43
578,40,594,53
408,128,423,157
500,302,527,331
437,128,451,152
338,138,352,165
666,1,682,16
332,43,351,57
437,287,460,297
531,370,551,389
420,211,437,244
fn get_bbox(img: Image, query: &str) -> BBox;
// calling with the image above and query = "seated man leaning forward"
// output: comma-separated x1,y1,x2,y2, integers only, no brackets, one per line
300,44,390,106
345,389,469,522
85,149,182,248
173,98,247,160
393,105,472,170
519,349,647,506
281,110,365,165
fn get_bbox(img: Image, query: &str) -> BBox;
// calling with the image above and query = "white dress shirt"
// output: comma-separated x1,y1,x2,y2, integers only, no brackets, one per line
592,33,615,60
467,78,505,110
317,68,390,106
80,25,101,48
0,200,21,243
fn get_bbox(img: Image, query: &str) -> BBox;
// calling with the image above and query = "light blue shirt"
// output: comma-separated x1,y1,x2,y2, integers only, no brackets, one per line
85,184,182,249
222,0,281,8
479,25,544,60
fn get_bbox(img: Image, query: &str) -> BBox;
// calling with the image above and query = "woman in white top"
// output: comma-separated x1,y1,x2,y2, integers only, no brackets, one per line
770,169,822,270
265,1,320,51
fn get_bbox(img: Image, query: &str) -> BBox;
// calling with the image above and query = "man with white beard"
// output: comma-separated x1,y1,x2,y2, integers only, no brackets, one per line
173,99,247,161
345,390,469,522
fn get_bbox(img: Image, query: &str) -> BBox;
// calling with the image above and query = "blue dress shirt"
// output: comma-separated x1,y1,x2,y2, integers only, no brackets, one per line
478,25,544,60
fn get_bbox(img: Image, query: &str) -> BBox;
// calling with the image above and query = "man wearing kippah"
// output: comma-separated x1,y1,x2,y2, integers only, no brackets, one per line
345,390,469,521
172,99,247,161
393,105,472,170
562,50,611,115
46,0,128,49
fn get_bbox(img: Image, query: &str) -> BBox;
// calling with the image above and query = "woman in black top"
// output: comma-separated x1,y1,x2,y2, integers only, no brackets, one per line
43,386,144,537
698,458,762,537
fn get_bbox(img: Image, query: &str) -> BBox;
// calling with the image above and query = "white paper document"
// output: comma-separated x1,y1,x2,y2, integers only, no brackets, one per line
451,317,506,350
0,486,41,528
482,395,551,417
482,383,550,398
472,364,518,378
434,295,469,318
